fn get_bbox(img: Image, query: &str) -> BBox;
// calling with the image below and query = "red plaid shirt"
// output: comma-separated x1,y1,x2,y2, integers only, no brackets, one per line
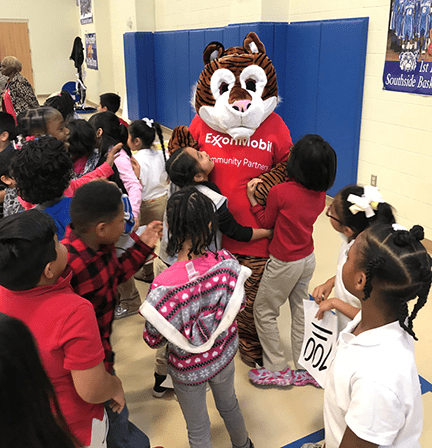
62,226,153,373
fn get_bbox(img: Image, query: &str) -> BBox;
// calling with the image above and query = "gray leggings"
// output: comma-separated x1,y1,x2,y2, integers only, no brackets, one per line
173,360,250,448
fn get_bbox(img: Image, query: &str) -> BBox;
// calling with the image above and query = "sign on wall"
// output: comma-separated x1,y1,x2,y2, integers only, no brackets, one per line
85,33,98,70
383,0,432,94
80,0,93,25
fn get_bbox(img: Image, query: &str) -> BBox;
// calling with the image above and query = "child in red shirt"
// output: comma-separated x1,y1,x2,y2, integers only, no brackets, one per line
247,134,337,387
62,181,162,448
0,209,124,447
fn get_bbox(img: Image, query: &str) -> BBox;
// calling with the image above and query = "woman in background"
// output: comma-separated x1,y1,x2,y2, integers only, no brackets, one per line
0,56,39,122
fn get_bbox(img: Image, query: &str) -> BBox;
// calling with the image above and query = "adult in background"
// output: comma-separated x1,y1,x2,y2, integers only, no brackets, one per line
1,56,39,123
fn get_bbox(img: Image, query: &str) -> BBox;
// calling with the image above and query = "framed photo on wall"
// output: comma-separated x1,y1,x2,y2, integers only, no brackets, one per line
383,0,432,94
85,33,98,70
80,0,93,25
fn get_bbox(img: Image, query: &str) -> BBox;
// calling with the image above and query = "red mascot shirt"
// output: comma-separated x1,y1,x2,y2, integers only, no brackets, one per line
189,112,292,257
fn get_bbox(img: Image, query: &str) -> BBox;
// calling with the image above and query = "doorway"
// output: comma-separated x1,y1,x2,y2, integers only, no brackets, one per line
0,21,34,87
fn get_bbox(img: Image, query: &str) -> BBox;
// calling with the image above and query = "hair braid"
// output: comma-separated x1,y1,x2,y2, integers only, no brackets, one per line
397,299,413,338
153,122,167,164
359,224,431,338
166,186,218,259
362,256,385,301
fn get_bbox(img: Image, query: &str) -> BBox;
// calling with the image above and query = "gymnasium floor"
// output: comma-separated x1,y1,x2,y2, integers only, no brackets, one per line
111,202,432,448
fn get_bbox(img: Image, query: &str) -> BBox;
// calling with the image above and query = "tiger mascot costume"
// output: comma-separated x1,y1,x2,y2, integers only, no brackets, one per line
168,32,292,366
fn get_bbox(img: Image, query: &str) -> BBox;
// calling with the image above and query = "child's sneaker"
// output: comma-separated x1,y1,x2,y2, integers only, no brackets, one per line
248,367,292,386
153,372,169,398
300,442,324,448
291,369,321,388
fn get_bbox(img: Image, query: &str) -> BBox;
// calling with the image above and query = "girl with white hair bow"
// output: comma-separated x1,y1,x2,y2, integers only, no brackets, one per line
312,185,396,333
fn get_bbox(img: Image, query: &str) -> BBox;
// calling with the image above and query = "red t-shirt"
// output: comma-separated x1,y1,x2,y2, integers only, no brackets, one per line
119,117,129,128
251,180,326,262
189,113,292,257
0,273,105,446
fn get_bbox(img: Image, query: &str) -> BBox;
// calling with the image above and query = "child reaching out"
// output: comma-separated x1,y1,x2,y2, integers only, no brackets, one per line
0,210,125,447
149,146,272,397
161,146,272,266
12,136,119,239
316,223,431,448
141,186,254,448
128,117,169,283
127,118,168,225
89,112,141,215
312,185,395,333
247,134,337,387
63,181,162,448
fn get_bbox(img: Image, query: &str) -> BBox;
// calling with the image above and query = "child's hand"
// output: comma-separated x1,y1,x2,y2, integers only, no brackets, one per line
109,377,125,414
105,143,123,166
265,228,274,239
247,178,262,206
312,278,334,303
139,220,163,248
315,298,335,320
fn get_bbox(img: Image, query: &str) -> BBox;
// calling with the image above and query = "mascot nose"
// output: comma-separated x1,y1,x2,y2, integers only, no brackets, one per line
232,99,251,113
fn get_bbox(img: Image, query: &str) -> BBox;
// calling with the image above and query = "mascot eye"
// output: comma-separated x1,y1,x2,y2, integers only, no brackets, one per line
245,79,256,92
210,68,235,100
240,65,267,96
219,82,229,95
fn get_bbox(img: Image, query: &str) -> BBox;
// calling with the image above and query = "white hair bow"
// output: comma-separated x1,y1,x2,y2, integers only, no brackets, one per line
143,117,153,128
392,223,407,232
347,186,384,218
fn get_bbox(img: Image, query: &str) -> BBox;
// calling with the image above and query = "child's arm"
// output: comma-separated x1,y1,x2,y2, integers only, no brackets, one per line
114,149,142,221
116,221,163,284
246,178,262,207
71,362,125,413
247,179,279,229
312,276,336,303
63,143,122,197
315,297,360,321
217,202,272,242
339,426,378,448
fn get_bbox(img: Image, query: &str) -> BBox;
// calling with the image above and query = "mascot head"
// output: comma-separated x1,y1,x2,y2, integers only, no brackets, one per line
193,32,279,140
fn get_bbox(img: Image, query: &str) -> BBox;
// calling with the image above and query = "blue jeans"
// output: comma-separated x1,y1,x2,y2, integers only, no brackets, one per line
105,403,150,448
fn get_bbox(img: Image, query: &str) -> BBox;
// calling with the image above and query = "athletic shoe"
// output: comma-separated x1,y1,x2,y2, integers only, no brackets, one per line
248,367,292,386
153,372,169,398
300,443,324,448
291,370,321,388
114,304,139,320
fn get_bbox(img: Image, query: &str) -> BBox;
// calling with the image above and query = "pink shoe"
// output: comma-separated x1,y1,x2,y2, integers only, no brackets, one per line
291,370,321,388
248,367,292,386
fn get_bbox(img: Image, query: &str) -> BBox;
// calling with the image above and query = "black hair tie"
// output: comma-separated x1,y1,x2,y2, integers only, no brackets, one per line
409,225,424,242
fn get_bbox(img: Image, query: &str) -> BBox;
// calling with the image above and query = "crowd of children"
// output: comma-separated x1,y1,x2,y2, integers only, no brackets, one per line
0,89,430,448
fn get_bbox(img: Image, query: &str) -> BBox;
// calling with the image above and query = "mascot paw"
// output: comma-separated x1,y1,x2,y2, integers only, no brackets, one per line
255,161,287,206
168,125,198,156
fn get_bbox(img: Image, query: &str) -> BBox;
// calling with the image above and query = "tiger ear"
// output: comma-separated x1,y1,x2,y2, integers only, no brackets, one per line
243,32,266,54
168,126,198,156
203,41,225,65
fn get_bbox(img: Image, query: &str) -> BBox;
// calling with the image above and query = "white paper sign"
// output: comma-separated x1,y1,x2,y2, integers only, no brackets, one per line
299,300,338,388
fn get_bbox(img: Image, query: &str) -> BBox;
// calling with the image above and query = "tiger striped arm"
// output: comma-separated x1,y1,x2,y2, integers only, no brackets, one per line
167,125,198,156
254,161,287,206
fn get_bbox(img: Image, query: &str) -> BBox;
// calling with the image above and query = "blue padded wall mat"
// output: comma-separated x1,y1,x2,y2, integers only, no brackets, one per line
123,19,368,194
123,32,156,121
317,18,368,197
